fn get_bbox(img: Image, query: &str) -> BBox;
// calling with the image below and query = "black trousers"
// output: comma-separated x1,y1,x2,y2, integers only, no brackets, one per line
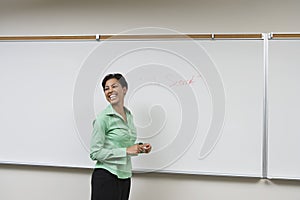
91,168,131,200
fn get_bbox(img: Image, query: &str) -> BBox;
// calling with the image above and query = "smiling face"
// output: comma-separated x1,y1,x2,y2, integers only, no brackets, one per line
104,78,127,106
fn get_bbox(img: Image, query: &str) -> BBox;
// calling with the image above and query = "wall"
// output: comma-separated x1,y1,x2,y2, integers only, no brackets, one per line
1,0,300,35
1,0,300,200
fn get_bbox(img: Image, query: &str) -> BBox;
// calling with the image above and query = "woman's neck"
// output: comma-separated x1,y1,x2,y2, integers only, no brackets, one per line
112,104,127,122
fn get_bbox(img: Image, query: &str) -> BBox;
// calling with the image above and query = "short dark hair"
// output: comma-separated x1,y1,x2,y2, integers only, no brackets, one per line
101,73,128,90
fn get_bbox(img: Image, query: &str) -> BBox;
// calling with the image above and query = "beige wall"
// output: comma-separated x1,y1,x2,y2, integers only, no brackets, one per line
1,164,300,200
1,0,300,200
1,0,300,35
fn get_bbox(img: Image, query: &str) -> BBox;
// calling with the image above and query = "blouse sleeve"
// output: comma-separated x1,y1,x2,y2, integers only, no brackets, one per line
90,118,127,165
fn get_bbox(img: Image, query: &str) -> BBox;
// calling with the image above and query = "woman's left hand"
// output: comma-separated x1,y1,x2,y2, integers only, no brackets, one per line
140,143,152,154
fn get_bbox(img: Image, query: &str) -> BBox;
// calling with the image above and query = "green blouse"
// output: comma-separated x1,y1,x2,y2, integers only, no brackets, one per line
90,104,137,179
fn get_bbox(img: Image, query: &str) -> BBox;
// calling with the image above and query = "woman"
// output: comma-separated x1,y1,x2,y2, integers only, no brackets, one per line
90,73,152,200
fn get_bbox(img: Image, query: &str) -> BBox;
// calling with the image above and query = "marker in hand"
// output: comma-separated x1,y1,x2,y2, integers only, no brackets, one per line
138,142,152,154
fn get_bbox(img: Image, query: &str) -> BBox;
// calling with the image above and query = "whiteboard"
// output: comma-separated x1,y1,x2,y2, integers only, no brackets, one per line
0,39,264,177
268,40,300,179
0,41,98,168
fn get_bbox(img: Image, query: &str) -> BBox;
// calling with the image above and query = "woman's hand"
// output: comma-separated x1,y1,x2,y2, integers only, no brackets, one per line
140,143,152,154
126,144,144,155
126,143,152,155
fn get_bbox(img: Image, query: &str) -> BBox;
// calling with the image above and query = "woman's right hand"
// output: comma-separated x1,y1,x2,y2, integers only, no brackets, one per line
126,144,144,155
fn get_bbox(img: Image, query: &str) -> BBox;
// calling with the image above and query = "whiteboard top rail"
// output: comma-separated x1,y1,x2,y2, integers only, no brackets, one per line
2,33,300,41
269,33,300,40
0,33,263,41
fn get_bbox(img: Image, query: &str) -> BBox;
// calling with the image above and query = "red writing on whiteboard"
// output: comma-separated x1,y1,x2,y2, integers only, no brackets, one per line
169,75,201,87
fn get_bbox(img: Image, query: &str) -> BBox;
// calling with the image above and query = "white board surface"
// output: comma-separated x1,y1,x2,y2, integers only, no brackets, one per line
268,40,300,179
0,39,264,177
